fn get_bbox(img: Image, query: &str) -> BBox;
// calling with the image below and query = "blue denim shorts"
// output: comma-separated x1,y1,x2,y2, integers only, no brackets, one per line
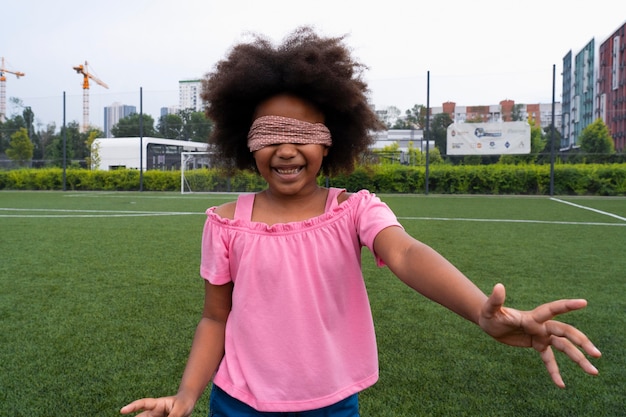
209,384,360,417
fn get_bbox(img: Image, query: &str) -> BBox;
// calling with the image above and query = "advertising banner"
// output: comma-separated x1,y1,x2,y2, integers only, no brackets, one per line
446,121,531,155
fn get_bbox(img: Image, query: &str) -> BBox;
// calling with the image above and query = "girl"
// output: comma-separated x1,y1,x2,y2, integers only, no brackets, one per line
121,27,600,417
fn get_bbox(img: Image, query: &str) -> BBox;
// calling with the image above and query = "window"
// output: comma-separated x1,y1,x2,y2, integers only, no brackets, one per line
612,36,620,90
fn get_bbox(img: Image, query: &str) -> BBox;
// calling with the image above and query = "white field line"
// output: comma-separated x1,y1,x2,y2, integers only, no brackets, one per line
63,193,237,200
550,197,626,222
2,202,624,226
396,216,626,227
0,208,202,218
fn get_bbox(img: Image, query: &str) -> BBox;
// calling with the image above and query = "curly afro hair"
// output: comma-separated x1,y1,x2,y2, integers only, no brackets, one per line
201,26,385,176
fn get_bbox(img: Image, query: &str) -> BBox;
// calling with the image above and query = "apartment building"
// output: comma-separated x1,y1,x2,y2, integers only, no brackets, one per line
562,39,596,148
178,79,204,112
597,23,626,152
562,20,626,152
103,102,136,138
433,100,561,131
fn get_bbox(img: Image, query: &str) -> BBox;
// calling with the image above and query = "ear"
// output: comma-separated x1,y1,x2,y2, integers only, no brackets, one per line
251,152,260,172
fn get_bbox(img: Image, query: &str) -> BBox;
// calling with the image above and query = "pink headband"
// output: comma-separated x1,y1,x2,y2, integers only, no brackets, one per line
247,115,332,152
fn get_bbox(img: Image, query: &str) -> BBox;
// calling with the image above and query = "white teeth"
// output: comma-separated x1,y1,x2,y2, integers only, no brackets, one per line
276,168,300,174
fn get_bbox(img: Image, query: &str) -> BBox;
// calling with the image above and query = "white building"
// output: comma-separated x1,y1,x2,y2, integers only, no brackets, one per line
371,129,433,153
179,79,204,112
92,137,209,171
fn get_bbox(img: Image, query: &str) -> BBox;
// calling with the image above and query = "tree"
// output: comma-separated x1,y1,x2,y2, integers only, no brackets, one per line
392,104,426,129
0,113,27,153
111,113,157,137
44,121,95,167
0,107,41,162
157,113,184,139
73,126,101,162
6,127,34,166
22,106,35,137
377,106,401,128
578,118,615,163
33,122,57,164
185,110,213,142
157,110,212,141
530,122,547,155
430,112,453,155
45,123,77,167
426,146,443,164
85,130,101,170
372,142,401,164
511,104,525,121
535,125,563,164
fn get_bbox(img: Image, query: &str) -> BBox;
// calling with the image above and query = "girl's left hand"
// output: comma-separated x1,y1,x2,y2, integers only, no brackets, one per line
478,283,602,388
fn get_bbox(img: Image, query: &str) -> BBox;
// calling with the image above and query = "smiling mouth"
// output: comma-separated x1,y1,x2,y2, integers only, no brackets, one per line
274,167,303,175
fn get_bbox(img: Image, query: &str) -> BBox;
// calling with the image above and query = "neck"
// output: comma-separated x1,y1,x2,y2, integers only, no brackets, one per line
264,183,323,203
253,186,328,225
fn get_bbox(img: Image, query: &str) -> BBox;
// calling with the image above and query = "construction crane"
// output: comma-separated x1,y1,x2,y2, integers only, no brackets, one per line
0,57,25,122
73,60,108,132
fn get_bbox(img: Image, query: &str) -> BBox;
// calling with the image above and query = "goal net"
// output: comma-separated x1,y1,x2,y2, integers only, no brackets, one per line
180,152,216,194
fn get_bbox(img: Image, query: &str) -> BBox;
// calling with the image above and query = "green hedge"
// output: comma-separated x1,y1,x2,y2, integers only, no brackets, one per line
1,164,625,195
329,164,626,196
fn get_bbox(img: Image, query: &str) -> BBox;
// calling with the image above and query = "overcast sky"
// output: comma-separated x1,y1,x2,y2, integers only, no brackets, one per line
2,0,625,130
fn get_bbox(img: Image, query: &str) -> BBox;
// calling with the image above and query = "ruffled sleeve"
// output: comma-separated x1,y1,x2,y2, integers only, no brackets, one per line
351,190,404,267
200,207,233,285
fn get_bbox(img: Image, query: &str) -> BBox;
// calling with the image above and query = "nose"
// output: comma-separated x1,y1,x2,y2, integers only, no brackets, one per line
275,143,298,158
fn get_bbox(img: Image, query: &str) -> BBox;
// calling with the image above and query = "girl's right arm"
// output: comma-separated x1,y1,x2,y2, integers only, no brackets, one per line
120,281,233,417
373,225,600,388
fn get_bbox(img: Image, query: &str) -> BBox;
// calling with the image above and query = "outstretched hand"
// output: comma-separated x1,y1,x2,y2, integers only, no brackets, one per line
120,396,192,417
478,283,601,388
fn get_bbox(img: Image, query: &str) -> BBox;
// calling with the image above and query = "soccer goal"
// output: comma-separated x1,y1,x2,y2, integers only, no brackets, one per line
180,151,214,194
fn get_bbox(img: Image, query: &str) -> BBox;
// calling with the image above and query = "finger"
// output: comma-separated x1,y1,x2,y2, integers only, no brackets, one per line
530,299,588,323
548,335,600,376
120,398,156,414
544,321,603,358
482,283,506,318
539,346,565,388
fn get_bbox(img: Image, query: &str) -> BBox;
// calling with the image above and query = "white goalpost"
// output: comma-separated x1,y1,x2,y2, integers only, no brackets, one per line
180,151,213,194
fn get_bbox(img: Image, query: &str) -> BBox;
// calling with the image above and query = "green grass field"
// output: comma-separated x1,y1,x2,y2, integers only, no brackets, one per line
1,191,624,416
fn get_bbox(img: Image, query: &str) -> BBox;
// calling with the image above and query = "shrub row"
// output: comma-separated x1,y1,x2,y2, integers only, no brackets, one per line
1,164,625,195
329,164,626,196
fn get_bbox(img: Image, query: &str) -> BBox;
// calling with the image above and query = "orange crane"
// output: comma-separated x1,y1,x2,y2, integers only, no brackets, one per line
73,60,108,132
0,57,25,122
